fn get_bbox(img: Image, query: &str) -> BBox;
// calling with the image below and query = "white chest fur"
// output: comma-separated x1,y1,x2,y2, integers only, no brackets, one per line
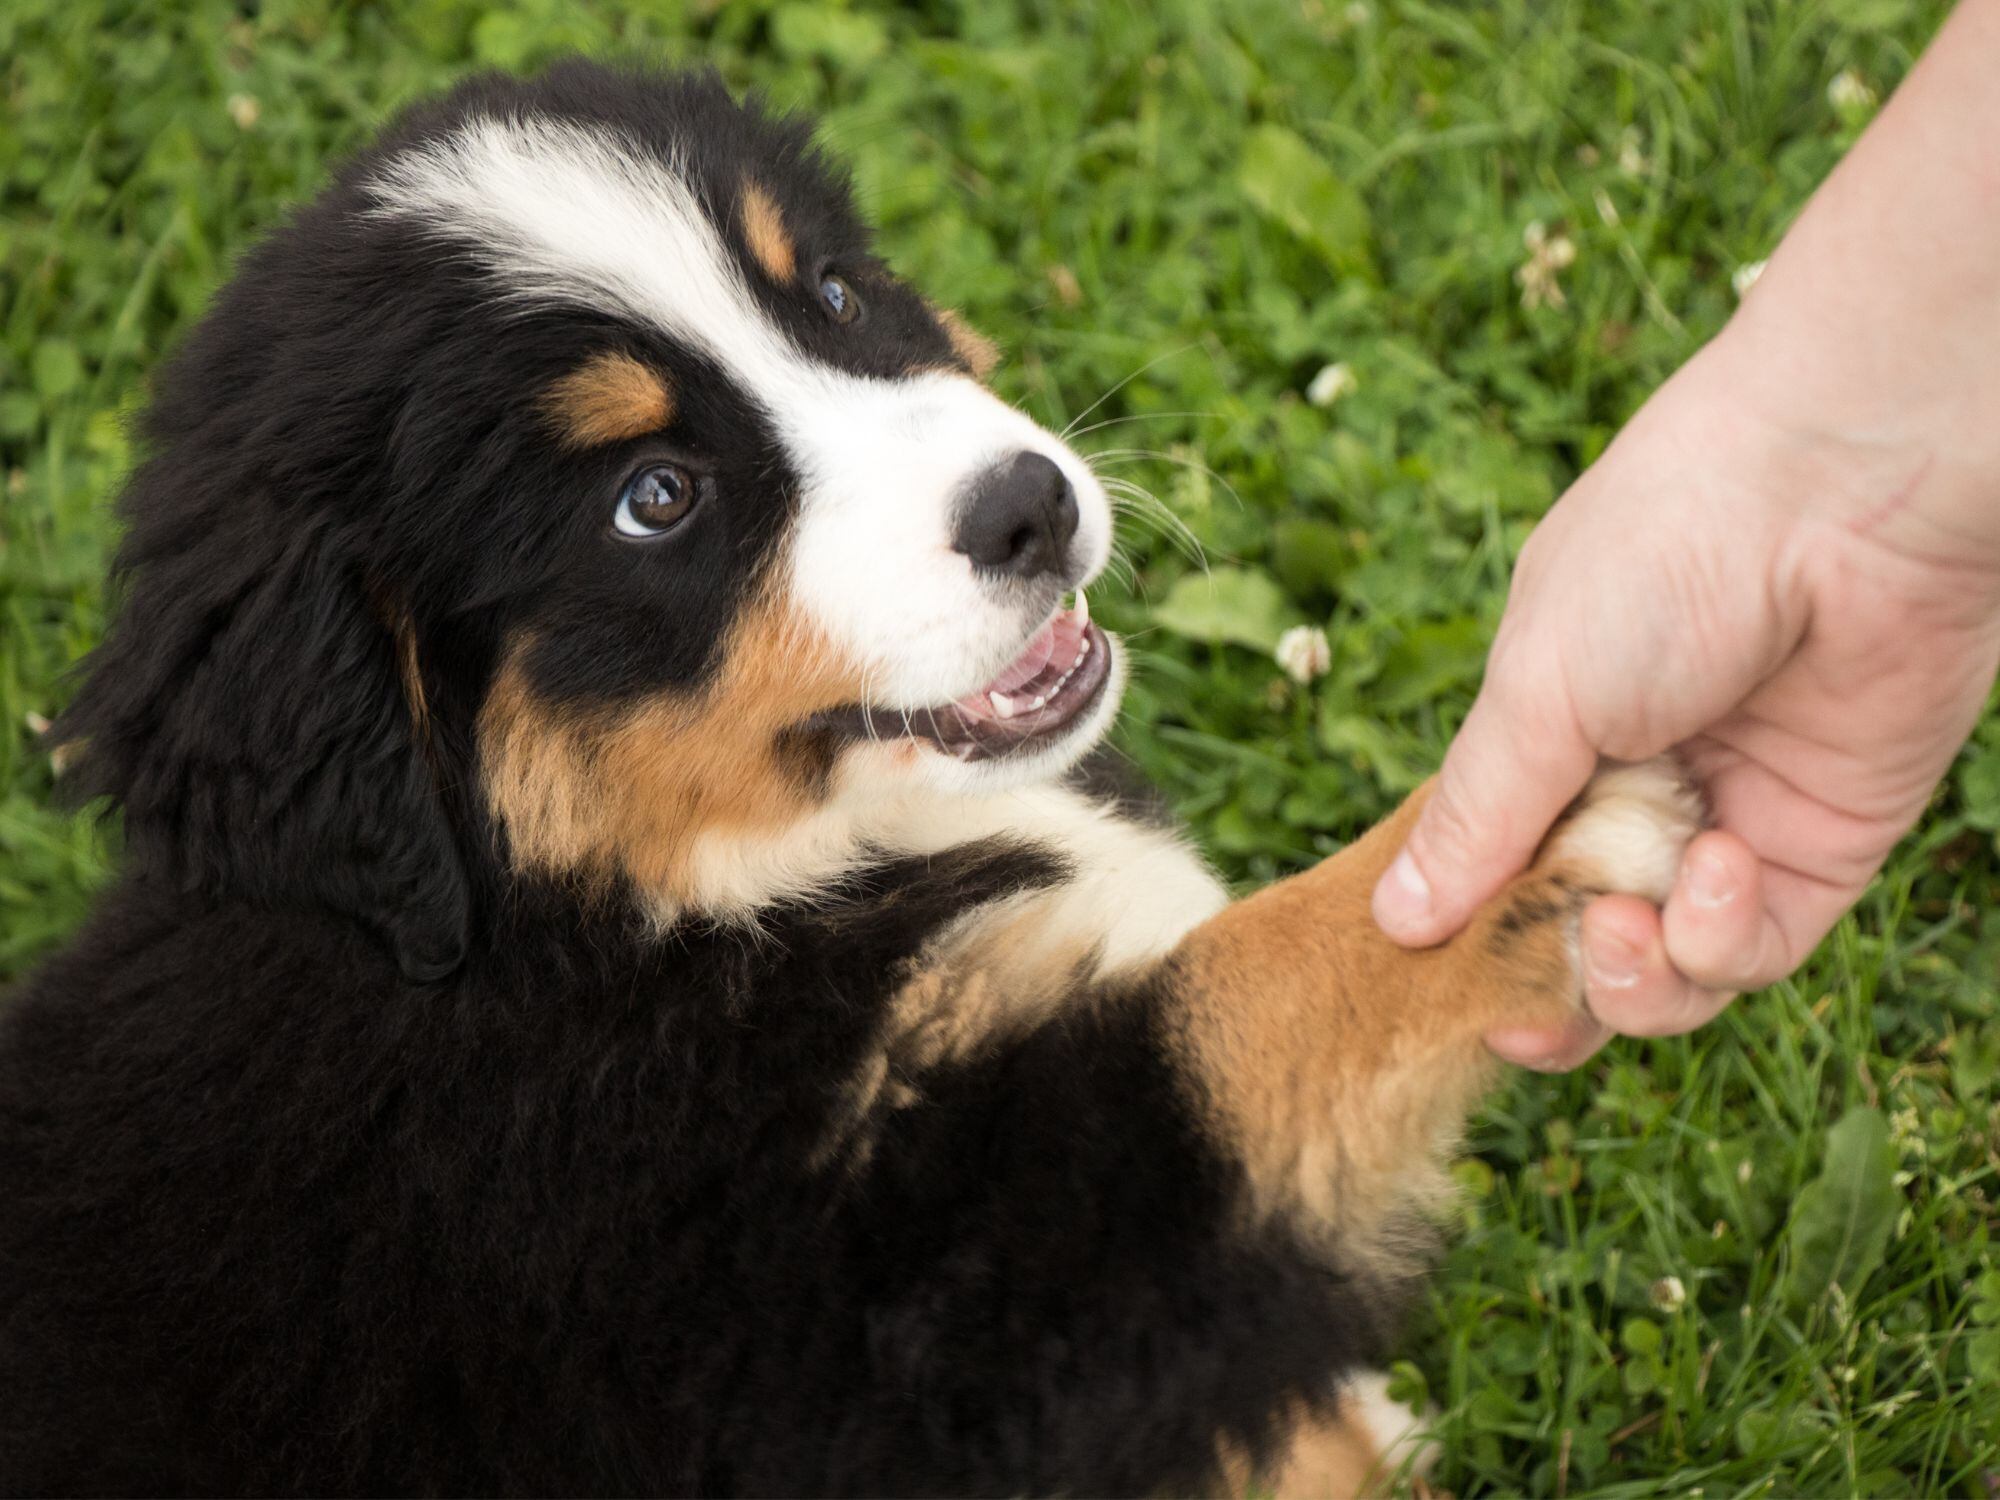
675,775,1226,980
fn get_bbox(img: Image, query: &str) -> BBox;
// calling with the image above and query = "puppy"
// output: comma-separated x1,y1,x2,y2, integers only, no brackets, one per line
0,63,1700,1497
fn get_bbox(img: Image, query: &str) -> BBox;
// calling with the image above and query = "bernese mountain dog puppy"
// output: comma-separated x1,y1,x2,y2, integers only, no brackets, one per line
0,63,1702,1498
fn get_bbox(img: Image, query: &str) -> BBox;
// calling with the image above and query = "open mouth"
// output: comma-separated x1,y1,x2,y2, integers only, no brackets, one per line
818,591,1113,762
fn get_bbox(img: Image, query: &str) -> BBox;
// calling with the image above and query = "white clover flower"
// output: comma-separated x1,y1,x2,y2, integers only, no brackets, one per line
1888,1105,1928,1160
1306,361,1357,408
1516,221,1577,311
1828,69,1876,111
1616,125,1649,178
1274,624,1332,685
1344,1,1372,25
1731,259,1767,298
227,94,261,130
1650,1275,1687,1313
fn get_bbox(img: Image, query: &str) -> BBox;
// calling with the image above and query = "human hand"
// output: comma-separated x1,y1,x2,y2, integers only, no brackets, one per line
1369,334,2000,1069
1368,0,2000,1068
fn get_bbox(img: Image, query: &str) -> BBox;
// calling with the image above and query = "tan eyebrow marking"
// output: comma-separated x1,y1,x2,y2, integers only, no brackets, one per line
739,180,797,283
935,307,999,379
542,351,676,448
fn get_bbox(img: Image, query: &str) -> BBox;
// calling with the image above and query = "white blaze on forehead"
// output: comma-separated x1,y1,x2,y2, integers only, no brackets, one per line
368,118,809,405
365,115,1110,708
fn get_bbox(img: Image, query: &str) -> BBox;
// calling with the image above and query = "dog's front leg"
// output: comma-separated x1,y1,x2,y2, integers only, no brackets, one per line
1152,760,1701,1497
1159,758,1699,1256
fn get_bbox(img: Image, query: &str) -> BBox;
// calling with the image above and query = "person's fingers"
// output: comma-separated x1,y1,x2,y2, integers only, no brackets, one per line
1688,753,1887,973
1485,1014,1613,1072
1485,833,1815,1066
1689,742,1905,900
1655,831,1799,993
1372,672,1598,947
1577,894,1736,1038
1484,848,1755,1066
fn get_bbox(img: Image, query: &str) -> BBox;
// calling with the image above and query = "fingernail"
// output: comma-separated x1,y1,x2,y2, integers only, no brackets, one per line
1374,850,1433,935
1684,847,1736,910
1584,925,1644,991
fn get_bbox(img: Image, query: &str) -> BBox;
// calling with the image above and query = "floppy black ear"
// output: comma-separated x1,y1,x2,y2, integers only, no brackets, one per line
58,500,470,983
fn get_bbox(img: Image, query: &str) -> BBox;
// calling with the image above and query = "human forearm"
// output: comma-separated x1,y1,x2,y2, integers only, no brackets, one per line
1711,0,2000,571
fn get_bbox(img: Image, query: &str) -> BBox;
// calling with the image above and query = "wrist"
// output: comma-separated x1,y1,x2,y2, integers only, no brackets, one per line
1696,309,2000,590
1686,0,2000,583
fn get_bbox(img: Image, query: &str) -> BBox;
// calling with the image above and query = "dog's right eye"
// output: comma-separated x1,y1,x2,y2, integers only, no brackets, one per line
613,464,697,539
818,273,859,325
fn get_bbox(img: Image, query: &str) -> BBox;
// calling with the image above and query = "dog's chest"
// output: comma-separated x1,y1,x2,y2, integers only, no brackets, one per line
863,789,1225,1078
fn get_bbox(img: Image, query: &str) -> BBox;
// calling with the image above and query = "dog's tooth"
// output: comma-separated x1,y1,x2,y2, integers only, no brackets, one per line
1030,695,1047,711
990,691,1017,719
1078,634,1092,657
1073,587,1089,625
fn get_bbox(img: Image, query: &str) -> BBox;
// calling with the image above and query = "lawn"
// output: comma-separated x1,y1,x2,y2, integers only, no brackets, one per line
3,0,1997,1493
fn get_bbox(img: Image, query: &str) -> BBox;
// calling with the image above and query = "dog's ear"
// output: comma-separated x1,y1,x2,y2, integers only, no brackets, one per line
57,502,470,983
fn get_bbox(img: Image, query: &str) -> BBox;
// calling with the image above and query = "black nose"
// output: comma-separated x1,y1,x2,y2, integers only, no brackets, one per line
952,451,1079,581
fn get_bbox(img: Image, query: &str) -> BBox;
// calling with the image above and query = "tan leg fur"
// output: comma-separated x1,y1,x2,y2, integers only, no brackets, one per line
1166,760,1702,1269
1192,761,1698,1499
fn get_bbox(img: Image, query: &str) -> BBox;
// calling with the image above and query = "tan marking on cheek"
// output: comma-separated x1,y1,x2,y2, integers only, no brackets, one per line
476,665,601,877
542,352,675,448
478,589,864,902
739,180,797,283
934,307,999,379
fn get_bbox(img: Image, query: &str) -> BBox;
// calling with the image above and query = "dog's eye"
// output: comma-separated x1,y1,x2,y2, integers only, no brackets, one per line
613,464,697,539
819,274,859,325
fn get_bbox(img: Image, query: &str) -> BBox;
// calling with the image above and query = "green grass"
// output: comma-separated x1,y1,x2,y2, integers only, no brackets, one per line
4,0,1997,1493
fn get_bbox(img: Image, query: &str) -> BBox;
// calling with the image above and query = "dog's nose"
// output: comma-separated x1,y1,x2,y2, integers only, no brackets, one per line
952,451,1079,581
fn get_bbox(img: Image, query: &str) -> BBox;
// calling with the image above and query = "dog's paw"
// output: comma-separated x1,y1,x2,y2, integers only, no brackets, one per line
1539,755,1705,904
1253,1371,1438,1500
1468,757,1704,1022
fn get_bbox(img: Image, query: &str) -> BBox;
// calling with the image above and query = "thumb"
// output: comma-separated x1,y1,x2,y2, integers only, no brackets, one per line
1371,676,1598,946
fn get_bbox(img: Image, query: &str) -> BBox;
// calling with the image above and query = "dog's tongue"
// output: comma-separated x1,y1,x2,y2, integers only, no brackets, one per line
951,591,1089,723
803,590,1108,760
981,628,1058,694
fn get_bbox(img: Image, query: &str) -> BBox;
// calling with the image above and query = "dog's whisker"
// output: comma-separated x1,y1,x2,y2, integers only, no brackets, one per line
1088,448,1248,516
1057,342,1203,441
1094,543,1138,592
1100,479,1208,568
860,660,884,744
1065,410,1215,441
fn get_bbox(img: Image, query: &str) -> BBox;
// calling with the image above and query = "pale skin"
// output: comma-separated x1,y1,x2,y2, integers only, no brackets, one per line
1370,0,2000,1069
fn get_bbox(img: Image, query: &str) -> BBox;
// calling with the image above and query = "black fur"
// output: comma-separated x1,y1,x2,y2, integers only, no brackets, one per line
2,849,1385,1495
1,65,1391,1496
